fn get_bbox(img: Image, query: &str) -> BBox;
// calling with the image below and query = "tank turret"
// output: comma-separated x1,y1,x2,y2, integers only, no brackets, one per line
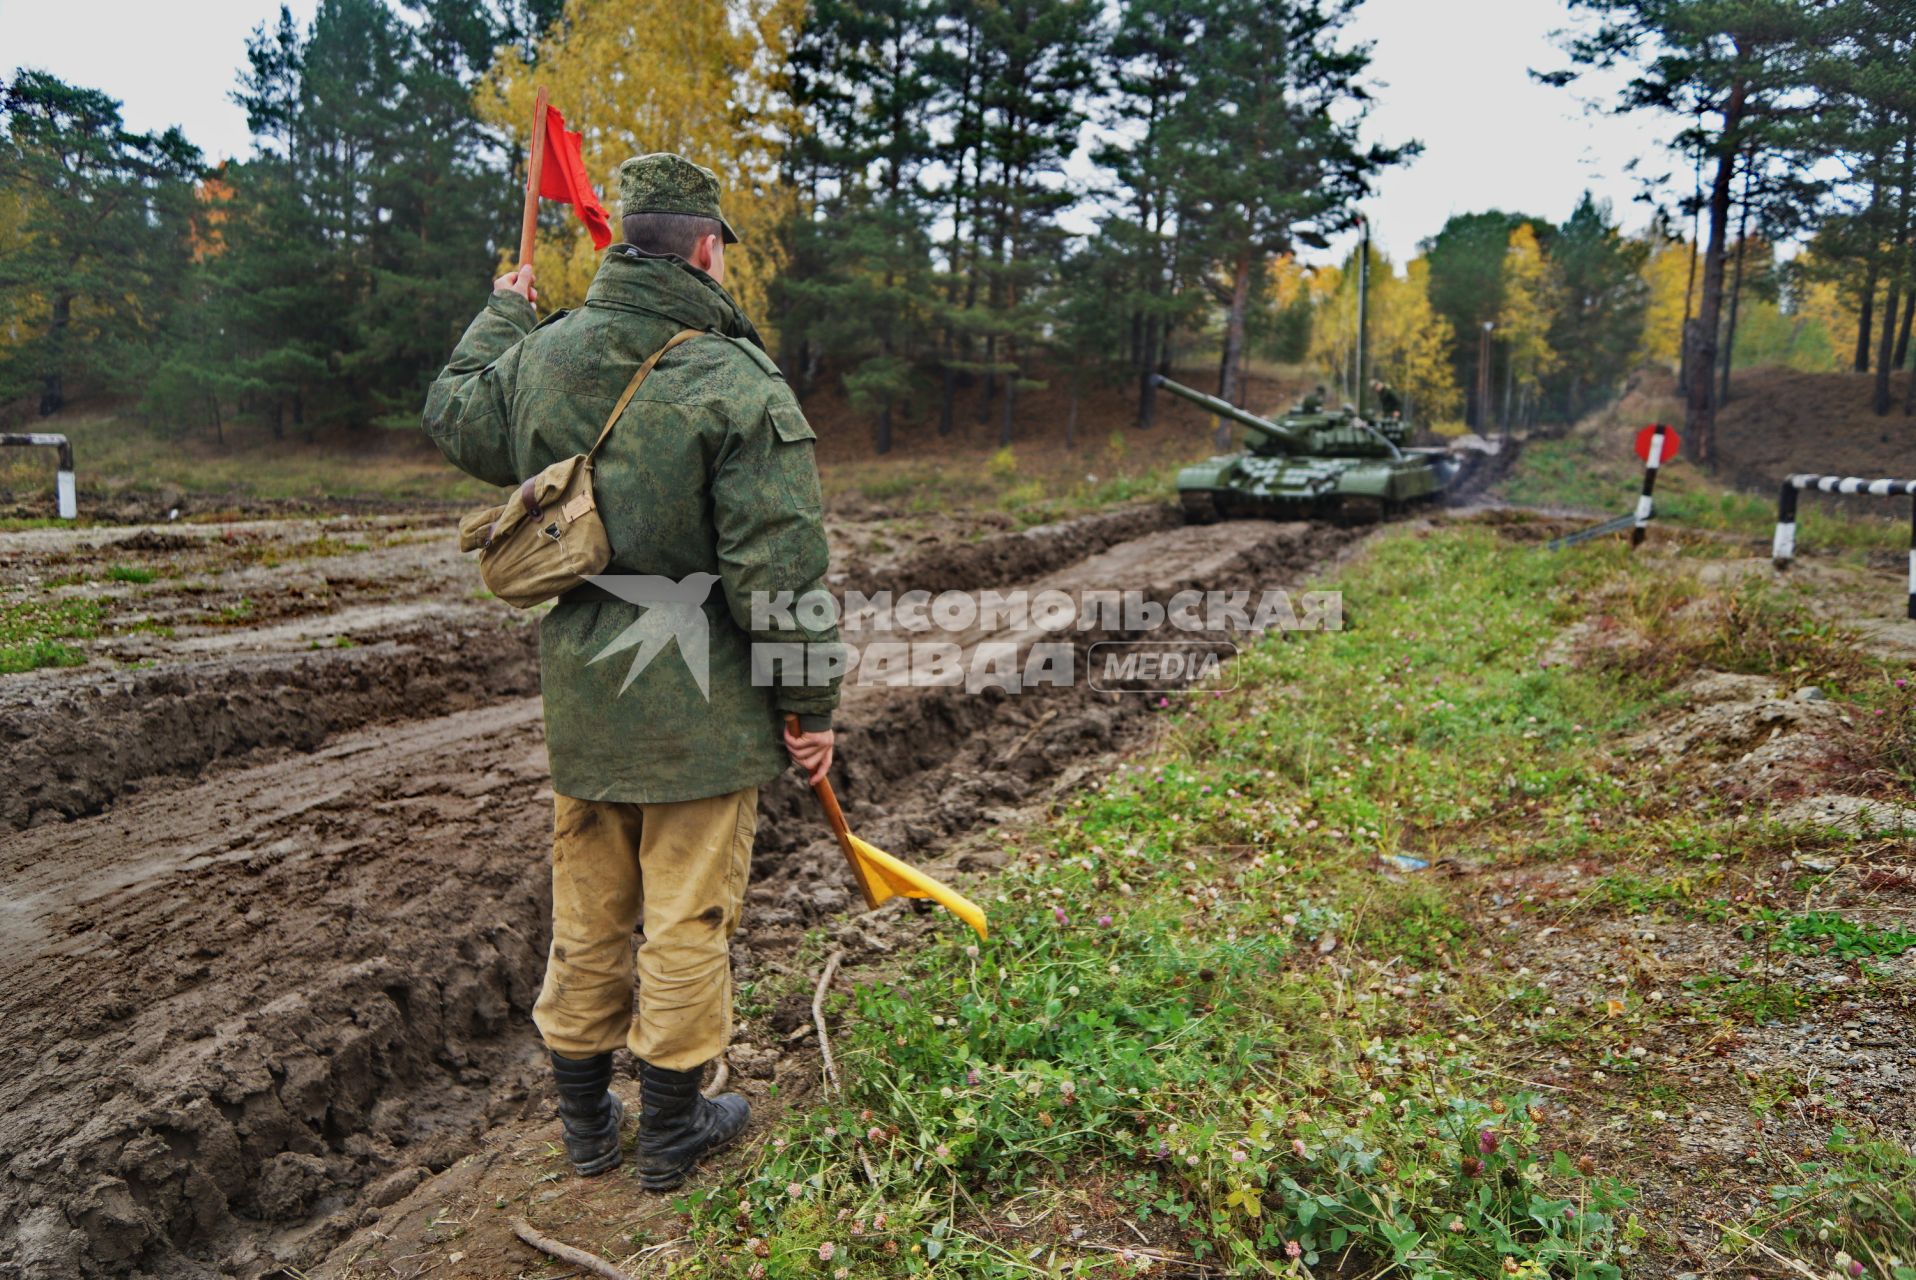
1151,374,1407,459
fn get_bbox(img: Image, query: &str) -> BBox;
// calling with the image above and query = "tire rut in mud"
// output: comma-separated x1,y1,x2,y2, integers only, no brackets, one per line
0,508,1352,1279
1,505,1178,836
1,616,542,832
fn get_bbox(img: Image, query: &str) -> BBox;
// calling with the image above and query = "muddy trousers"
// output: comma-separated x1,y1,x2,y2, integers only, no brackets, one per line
532,788,758,1073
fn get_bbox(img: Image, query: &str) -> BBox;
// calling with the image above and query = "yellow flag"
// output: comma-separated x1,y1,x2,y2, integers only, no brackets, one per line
843,832,989,941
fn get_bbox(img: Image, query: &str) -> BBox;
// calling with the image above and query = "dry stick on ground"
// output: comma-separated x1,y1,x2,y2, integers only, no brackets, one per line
509,1218,636,1280
1705,1218,1824,1279
812,946,881,1183
812,947,848,1093
995,708,1058,765
1076,1241,1215,1272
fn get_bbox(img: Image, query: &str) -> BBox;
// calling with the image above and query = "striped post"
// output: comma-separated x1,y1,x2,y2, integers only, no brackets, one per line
1772,473,1916,618
1631,424,1669,548
1772,479,1799,568
0,433,76,519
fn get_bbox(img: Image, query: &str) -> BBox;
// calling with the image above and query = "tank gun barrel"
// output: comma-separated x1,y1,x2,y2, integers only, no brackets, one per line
1148,374,1309,448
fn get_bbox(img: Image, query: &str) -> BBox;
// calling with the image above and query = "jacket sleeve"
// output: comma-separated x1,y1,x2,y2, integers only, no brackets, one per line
420,292,536,487
710,391,841,728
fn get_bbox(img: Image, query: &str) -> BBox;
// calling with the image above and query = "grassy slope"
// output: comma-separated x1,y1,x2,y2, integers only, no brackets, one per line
667,526,1915,1279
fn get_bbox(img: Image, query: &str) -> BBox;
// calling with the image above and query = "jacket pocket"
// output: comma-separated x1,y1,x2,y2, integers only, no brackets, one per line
768,404,823,511
769,403,817,443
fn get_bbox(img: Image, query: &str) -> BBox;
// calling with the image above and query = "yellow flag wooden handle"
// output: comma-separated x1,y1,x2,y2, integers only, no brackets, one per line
783,714,987,938
786,714,879,907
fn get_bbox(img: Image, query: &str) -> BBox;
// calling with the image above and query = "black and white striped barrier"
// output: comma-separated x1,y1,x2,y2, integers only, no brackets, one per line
1631,424,1671,547
1773,473,1916,619
1550,424,1675,552
0,433,77,519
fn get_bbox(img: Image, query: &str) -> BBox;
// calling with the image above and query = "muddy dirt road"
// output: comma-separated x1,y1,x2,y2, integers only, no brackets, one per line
0,503,1358,1278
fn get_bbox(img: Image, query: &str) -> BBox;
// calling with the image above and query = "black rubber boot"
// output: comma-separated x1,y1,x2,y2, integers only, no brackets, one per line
634,1059,750,1191
550,1051,625,1176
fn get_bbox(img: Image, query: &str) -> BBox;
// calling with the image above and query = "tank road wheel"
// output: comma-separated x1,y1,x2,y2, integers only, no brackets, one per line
1335,496,1385,526
1180,490,1222,525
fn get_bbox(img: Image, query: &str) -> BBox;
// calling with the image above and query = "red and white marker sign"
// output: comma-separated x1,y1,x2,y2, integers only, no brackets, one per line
1634,424,1680,464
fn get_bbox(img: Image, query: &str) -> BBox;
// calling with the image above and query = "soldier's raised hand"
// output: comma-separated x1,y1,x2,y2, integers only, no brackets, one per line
493,264,537,304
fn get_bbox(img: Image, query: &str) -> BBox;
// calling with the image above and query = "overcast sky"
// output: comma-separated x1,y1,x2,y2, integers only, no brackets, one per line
3,0,1683,263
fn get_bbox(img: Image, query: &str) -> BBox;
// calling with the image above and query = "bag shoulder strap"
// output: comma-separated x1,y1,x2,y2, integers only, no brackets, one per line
587,328,707,460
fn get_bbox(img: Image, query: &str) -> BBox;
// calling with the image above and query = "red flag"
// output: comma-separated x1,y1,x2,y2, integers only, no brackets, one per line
536,106,612,250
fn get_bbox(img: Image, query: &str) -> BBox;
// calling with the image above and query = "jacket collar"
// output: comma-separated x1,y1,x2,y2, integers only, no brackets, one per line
585,244,767,350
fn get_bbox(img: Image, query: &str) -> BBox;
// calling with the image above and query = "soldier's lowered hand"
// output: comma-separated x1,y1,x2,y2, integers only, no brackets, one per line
782,722,834,785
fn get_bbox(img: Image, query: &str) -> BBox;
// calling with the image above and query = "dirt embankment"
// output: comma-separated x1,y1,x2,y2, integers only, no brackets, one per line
1,519,542,832
1,623,540,831
1714,366,1916,494
0,502,1352,1279
1580,365,1916,502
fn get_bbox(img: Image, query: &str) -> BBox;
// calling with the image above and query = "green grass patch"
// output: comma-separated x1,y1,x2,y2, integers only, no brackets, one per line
1505,436,1907,558
1596,871,1730,922
1730,1126,1916,1277
0,597,101,673
0,407,496,505
105,564,156,584
1744,909,1916,961
1679,972,1819,1026
831,454,1179,527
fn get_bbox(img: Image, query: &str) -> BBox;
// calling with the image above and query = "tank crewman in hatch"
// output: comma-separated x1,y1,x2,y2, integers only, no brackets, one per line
1370,379,1404,419
421,153,842,1191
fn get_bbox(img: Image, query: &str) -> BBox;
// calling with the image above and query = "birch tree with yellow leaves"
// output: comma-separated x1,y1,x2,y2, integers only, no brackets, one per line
1304,246,1461,424
1638,230,1693,368
479,0,802,319
1497,223,1558,428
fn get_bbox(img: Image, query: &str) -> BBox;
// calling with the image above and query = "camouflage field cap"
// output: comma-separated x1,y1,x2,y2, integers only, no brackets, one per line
618,152,739,244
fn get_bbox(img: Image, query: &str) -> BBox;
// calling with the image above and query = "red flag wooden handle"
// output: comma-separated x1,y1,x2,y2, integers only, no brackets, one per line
517,85,549,269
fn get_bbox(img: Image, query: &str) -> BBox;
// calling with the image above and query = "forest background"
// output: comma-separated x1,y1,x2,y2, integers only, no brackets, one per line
4,0,1914,463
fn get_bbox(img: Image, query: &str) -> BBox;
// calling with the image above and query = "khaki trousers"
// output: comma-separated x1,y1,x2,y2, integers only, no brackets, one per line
532,787,757,1072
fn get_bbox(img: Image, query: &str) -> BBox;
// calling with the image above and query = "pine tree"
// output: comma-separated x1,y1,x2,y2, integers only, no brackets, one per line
355,0,513,409
0,72,202,416
1542,0,1825,460
1095,0,1206,429
777,0,941,452
1174,0,1411,440
1421,210,1550,429
948,0,1098,445
1547,193,1649,420
1051,231,1139,448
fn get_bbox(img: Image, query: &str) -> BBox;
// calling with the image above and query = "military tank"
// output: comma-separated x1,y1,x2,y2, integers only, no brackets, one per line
1154,375,1480,523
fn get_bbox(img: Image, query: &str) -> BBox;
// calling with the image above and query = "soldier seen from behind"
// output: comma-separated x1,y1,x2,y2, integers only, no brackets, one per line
422,153,841,1191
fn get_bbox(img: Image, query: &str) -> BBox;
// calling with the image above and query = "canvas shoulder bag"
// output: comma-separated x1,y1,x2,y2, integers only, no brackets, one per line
457,329,705,608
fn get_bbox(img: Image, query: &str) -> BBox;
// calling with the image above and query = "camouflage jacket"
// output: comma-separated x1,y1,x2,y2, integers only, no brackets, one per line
423,246,840,803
